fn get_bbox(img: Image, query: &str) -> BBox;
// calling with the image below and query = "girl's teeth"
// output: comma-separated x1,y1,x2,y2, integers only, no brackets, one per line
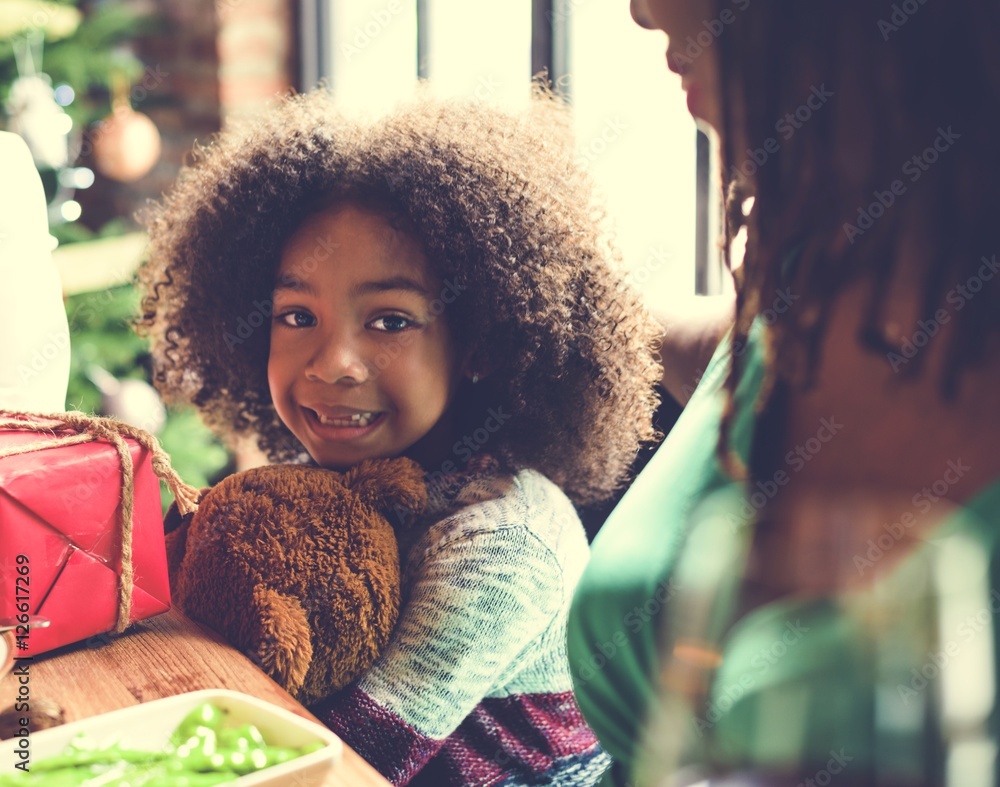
317,411,376,427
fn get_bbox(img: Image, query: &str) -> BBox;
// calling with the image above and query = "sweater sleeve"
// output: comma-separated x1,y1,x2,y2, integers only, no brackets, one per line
311,522,564,785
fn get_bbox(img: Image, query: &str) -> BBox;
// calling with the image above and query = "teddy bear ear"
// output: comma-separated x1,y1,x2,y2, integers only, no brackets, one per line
342,457,427,528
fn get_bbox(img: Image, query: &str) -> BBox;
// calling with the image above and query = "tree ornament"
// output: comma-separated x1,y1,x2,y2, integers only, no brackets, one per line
90,73,161,182
4,32,72,170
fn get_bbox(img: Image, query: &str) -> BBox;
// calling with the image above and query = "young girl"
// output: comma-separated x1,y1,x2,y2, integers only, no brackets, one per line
137,91,661,786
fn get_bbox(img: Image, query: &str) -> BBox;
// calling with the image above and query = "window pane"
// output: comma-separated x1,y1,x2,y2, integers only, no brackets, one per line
319,1,709,303
569,2,700,302
327,1,532,113
425,0,533,108
330,0,419,115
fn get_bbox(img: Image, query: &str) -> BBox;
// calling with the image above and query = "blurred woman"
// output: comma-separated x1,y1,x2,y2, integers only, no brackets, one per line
568,1,1000,784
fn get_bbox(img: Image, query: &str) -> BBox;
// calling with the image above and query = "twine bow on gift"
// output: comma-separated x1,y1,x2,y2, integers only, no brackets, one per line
0,410,201,633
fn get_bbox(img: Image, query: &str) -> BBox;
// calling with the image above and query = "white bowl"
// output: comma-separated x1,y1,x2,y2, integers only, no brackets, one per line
0,689,342,784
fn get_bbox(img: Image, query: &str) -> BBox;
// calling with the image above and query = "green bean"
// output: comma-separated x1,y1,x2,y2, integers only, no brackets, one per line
30,741,165,772
216,725,264,753
170,704,224,747
260,746,300,766
1,701,325,785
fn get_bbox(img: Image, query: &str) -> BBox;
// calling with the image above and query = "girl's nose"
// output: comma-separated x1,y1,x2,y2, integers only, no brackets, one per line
304,335,370,385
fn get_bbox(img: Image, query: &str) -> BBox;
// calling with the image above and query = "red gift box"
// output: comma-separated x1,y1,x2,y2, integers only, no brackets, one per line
0,412,199,656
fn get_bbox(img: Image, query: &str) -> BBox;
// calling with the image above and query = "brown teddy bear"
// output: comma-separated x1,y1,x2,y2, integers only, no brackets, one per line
164,457,426,706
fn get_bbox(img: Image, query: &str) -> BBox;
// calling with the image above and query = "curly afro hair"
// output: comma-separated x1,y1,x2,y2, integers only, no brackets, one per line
137,89,661,507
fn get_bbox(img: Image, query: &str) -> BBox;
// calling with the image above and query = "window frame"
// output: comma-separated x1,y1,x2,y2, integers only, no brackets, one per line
295,0,721,295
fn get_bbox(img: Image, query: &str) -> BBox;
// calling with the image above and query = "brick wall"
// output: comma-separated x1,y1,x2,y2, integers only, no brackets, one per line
217,0,295,124
78,0,295,231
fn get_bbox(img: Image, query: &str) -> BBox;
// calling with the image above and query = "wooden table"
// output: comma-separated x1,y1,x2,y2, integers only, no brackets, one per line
0,608,389,786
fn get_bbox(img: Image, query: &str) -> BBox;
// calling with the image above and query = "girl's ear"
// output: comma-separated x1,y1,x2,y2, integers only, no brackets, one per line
461,348,494,384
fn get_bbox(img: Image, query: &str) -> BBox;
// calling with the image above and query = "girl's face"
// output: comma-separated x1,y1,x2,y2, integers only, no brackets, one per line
630,0,725,133
267,203,466,470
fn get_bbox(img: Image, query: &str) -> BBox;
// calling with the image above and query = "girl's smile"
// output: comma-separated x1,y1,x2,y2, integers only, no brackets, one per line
302,405,387,439
267,202,467,471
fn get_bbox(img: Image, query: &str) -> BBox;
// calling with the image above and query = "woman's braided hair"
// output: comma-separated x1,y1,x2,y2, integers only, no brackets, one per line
714,0,1000,475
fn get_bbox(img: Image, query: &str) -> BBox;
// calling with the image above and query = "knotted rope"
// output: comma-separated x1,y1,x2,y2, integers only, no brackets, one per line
0,410,201,632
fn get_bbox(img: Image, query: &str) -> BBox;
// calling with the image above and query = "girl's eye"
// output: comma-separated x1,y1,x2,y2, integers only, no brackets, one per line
275,310,316,328
368,315,414,332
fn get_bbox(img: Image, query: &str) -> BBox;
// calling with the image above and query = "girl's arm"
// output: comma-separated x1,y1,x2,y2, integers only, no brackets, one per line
311,524,569,785
652,294,734,406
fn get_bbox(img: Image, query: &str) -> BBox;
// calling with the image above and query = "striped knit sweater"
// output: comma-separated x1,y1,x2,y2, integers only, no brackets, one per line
311,455,611,786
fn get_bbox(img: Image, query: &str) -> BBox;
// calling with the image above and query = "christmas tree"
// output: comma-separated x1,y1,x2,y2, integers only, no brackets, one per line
1,0,232,505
